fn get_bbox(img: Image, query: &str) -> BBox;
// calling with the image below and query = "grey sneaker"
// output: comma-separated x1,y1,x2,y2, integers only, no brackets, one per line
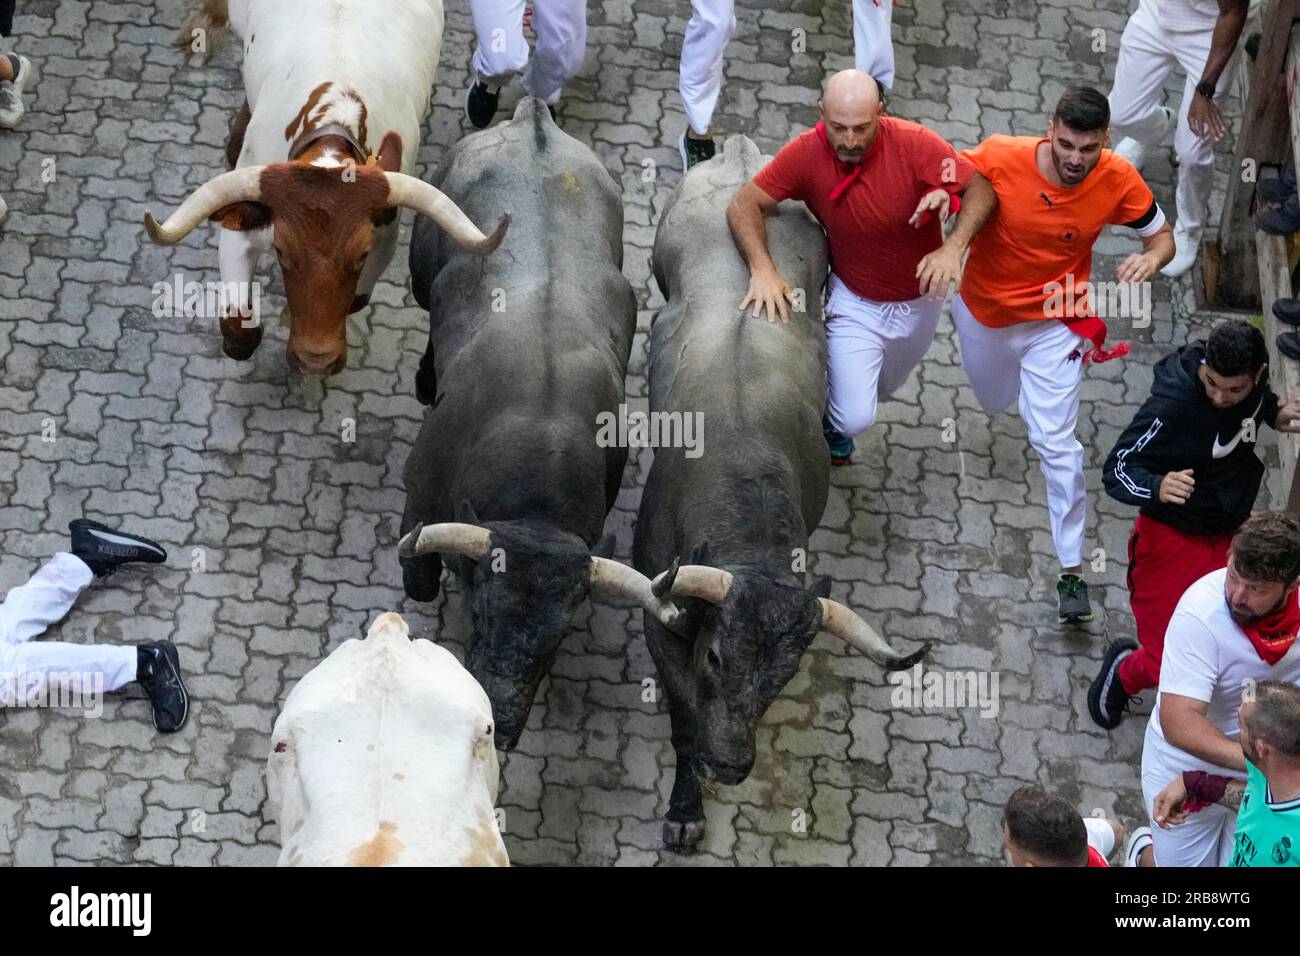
1057,573,1093,624
0,54,34,128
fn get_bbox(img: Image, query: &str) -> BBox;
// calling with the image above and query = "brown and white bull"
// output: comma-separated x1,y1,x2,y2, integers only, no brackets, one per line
144,0,507,375
267,612,508,866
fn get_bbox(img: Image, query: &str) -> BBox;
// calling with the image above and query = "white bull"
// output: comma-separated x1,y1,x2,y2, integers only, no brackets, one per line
267,612,508,866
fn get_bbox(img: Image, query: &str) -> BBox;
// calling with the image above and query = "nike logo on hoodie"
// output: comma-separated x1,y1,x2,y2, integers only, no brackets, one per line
1211,397,1265,459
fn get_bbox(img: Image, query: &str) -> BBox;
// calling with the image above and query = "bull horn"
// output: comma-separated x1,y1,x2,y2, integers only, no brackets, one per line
398,522,492,560
383,173,510,255
816,598,931,671
589,557,685,631
143,166,266,245
664,565,734,605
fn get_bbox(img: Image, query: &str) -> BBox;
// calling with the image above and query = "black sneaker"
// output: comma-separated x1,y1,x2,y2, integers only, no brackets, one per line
465,80,499,130
679,131,716,170
1255,193,1300,235
1088,639,1140,729
69,519,167,578
822,413,854,465
136,641,189,733
1277,331,1300,361
1057,573,1093,624
1274,298,1300,328
1258,167,1296,204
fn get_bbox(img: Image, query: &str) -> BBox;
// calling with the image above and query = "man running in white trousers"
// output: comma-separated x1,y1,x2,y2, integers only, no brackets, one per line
852,0,895,90
0,519,188,733
465,0,587,129
726,70,996,464
1137,512,1300,866
957,87,1174,624
678,0,737,169
1108,0,1250,277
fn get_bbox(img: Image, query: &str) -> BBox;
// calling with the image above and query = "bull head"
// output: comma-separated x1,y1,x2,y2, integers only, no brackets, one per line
143,132,509,376
650,551,929,786
399,513,682,750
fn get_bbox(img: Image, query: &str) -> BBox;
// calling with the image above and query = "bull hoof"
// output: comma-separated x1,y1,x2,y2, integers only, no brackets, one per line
221,330,262,361
402,561,440,603
349,293,370,314
662,818,706,854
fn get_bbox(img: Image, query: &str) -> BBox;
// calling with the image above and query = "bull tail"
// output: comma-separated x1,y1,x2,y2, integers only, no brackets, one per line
174,0,233,64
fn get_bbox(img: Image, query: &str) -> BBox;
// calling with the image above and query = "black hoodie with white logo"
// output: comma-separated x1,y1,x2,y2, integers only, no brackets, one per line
1102,341,1281,536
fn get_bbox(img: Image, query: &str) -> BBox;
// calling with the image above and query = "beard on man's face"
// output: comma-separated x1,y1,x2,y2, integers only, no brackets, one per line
1228,589,1288,626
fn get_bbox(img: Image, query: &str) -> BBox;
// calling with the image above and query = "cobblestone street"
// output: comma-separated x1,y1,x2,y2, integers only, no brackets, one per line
0,0,1285,866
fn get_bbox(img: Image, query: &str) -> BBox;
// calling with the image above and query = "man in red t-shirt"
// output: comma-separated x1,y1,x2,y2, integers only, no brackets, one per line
726,69,997,465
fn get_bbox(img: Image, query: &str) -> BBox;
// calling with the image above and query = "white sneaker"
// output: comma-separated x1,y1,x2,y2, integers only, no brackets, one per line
1111,106,1175,172
1160,223,1201,277
1124,825,1153,867
0,194,7,224
0,53,34,128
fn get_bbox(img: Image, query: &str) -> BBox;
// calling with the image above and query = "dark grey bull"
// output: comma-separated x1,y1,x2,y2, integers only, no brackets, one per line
399,98,679,750
632,136,930,852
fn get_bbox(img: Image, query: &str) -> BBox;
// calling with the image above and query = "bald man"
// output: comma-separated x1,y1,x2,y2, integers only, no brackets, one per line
727,71,997,464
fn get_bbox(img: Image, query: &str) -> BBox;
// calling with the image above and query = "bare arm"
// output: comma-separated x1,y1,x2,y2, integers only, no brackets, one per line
915,171,998,299
727,181,798,323
1161,693,1247,772
1117,221,1175,282
1187,0,1249,140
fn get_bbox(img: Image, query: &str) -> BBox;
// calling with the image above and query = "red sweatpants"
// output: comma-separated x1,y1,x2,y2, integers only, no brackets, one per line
1117,513,1232,694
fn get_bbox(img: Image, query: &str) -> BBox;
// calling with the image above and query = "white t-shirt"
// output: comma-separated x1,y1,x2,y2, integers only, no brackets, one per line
1144,568,1300,779
1145,0,1222,33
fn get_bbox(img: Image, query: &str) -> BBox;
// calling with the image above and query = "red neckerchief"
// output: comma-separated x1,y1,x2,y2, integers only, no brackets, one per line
1086,846,1109,867
814,121,864,202
1065,314,1130,364
1238,589,1300,666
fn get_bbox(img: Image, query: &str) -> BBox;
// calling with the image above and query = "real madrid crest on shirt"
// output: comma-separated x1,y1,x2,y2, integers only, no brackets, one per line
1272,836,1293,865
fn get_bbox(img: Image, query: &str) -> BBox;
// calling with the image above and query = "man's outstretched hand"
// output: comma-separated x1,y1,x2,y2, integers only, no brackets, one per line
740,266,796,324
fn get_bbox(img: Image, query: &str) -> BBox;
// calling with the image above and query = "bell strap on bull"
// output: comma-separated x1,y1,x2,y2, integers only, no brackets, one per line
288,123,369,166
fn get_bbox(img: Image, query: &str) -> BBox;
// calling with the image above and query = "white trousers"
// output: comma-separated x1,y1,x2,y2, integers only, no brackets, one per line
853,0,895,89
0,553,137,706
680,0,736,135
825,274,942,435
1108,0,1240,239
1141,749,1238,867
470,0,588,104
953,295,1089,569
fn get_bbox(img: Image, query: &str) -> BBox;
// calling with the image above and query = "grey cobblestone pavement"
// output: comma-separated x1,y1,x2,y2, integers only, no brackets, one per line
0,0,1286,866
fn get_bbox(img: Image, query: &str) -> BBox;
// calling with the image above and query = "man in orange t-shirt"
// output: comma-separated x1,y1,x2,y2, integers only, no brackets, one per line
956,86,1174,626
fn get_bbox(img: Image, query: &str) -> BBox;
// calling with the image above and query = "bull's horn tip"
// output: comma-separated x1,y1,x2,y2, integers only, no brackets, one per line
887,642,932,672
143,212,167,244
397,523,424,558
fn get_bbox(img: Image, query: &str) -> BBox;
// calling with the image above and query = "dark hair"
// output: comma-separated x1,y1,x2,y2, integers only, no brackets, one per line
1003,786,1087,865
1205,320,1268,377
1231,512,1300,584
1053,87,1110,133
1246,681,1300,758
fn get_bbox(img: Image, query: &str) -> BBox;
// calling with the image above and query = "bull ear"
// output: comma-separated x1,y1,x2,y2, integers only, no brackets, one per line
808,575,833,599
375,131,403,173
592,533,618,559
211,201,272,231
456,499,481,525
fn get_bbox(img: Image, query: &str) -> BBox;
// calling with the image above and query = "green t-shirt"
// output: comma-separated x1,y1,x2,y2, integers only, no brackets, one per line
1230,759,1300,867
